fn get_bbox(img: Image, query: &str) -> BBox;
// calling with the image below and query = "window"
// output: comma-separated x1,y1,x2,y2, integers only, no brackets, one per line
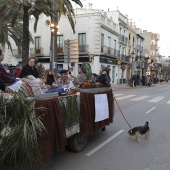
35,37,41,53
78,33,86,46
78,33,86,52
57,35,63,53
57,35,63,48
120,28,122,34
101,34,104,52
114,40,116,49
108,37,111,47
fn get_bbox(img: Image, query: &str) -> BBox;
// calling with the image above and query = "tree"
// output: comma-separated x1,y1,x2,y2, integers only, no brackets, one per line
0,0,83,68
0,20,23,52
0,0,54,67
50,0,83,70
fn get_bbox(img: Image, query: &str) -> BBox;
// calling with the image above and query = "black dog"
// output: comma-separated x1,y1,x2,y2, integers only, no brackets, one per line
128,121,150,142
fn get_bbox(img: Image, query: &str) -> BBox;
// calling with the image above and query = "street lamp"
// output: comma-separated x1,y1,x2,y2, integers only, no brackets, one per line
129,51,135,87
50,23,59,72
131,51,135,79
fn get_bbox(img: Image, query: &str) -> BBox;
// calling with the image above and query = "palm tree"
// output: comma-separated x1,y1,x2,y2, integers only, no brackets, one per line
0,0,54,67
0,0,83,68
0,20,23,52
50,0,83,70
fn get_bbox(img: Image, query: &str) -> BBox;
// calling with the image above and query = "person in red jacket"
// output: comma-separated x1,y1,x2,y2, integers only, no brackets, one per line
14,64,21,78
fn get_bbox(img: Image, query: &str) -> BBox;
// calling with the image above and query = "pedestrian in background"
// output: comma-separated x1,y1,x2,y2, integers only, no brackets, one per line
13,64,21,78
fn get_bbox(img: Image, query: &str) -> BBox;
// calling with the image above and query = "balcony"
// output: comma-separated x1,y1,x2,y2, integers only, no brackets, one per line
119,34,128,44
113,49,120,58
57,47,64,54
120,54,129,62
101,46,115,56
12,49,21,58
30,48,44,56
78,45,89,53
136,45,143,52
151,45,159,51
150,55,156,62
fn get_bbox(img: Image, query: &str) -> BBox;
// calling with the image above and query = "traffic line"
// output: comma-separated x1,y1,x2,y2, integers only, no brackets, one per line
130,95,149,101
167,100,170,104
148,96,164,103
86,130,124,157
116,95,136,100
114,94,124,97
146,107,156,114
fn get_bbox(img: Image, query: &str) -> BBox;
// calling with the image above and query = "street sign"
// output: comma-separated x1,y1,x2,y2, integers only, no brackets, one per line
117,60,121,65
64,39,79,62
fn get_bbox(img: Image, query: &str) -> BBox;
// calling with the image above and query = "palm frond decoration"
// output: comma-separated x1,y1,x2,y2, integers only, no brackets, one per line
0,94,47,170
60,95,80,127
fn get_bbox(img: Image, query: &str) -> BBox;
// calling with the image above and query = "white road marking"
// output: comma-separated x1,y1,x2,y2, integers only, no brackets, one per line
146,107,156,114
167,100,170,104
148,96,164,102
116,95,136,100
86,130,124,157
114,94,124,97
130,95,150,101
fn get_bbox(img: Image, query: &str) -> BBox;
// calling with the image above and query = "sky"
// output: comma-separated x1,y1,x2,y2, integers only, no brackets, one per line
78,0,170,57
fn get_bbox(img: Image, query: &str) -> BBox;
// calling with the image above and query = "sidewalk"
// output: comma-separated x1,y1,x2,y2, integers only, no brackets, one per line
111,83,131,89
111,82,169,90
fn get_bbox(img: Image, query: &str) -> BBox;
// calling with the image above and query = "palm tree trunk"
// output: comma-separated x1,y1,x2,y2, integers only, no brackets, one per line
50,1,59,73
22,5,30,68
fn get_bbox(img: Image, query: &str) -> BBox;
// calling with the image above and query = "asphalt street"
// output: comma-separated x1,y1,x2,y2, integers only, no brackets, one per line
46,83,170,170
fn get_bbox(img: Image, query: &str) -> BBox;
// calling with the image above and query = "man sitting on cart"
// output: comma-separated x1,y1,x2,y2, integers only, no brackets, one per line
45,69,75,94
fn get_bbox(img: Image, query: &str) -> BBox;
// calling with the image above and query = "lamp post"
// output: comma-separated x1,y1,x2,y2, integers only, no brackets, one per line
130,51,135,86
50,23,59,72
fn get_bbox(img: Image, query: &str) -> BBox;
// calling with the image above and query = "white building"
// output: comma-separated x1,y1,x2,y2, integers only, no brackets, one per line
4,8,132,84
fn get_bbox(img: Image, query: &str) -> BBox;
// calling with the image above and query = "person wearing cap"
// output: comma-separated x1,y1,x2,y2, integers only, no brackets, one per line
96,67,111,84
52,69,75,89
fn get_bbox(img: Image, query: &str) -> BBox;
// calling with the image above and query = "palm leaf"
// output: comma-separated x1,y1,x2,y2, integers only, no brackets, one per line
0,95,47,170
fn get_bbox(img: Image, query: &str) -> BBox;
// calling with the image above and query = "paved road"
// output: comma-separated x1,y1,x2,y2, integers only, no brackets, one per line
46,83,170,170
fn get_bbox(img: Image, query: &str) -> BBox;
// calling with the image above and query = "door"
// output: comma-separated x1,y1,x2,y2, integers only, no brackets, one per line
112,66,115,83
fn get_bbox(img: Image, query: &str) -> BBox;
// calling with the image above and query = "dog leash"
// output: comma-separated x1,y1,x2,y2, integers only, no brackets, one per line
113,96,132,129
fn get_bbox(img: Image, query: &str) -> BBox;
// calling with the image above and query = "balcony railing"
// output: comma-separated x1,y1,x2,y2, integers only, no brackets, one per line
78,45,89,53
136,45,143,52
120,54,129,62
113,49,120,58
119,34,128,44
30,48,44,55
57,47,64,53
101,46,114,56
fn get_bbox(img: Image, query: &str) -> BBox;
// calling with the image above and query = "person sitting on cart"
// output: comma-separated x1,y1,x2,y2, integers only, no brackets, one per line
96,67,111,85
46,69,75,94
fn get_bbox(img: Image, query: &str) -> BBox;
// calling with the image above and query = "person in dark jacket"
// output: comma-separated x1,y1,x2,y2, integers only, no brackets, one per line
96,67,111,85
19,57,39,78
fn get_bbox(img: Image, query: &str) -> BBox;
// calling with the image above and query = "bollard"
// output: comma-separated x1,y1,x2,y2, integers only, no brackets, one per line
133,80,134,88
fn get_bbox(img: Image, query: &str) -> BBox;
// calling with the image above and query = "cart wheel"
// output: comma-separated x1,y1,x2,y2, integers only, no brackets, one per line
68,133,88,152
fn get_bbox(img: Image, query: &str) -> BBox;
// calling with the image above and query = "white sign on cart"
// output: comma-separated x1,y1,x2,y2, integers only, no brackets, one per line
94,94,109,122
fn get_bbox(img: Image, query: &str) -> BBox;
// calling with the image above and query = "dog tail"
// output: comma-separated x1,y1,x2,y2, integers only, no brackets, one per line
145,121,149,126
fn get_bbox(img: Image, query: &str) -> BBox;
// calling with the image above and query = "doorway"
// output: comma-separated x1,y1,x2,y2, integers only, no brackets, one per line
112,66,115,83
